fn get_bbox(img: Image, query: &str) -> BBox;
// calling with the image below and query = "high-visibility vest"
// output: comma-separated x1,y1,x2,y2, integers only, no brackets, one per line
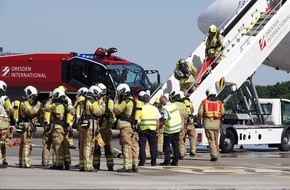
202,99,223,119
139,104,158,131
163,103,182,134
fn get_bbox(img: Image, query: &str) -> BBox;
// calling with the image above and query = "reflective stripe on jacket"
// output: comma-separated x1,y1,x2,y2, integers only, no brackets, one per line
202,99,223,119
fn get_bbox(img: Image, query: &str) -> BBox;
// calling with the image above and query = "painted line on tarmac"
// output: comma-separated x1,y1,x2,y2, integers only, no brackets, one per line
141,165,290,175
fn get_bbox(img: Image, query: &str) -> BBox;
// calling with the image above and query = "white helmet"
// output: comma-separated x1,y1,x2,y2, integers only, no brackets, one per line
176,91,185,99
52,88,66,99
88,85,102,97
116,83,130,96
23,85,38,98
96,83,107,95
169,90,184,101
0,80,7,92
138,91,147,98
206,87,216,97
76,87,88,97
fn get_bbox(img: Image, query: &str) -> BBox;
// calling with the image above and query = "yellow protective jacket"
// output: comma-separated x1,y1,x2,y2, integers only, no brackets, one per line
0,95,13,129
113,96,134,129
205,33,224,58
197,98,225,130
99,98,116,130
179,61,198,85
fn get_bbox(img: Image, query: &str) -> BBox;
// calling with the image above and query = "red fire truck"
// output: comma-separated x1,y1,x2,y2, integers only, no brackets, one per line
0,47,159,100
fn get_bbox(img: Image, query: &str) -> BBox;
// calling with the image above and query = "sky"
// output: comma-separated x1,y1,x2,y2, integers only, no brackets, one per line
0,0,289,86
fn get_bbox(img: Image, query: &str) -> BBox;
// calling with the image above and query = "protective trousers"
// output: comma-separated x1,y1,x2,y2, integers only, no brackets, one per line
178,128,186,158
79,126,94,171
51,126,71,167
186,123,196,155
19,123,33,168
157,127,164,153
131,131,139,170
119,127,133,170
0,128,9,166
42,129,52,166
93,127,114,170
205,129,220,159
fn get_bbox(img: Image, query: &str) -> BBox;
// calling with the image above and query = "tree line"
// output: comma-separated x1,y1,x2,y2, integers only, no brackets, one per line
256,81,290,99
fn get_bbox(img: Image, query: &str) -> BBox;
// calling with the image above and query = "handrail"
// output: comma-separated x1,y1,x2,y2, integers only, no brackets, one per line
241,0,282,51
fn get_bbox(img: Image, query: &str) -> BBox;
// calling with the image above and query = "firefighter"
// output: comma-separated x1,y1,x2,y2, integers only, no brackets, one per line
196,25,224,87
197,87,225,161
74,87,88,151
93,83,115,171
0,80,13,168
169,91,188,160
41,91,54,167
45,88,71,170
183,94,197,156
138,94,161,167
18,85,41,168
113,83,139,173
57,85,76,149
159,95,182,166
78,85,103,172
174,59,197,96
153,96,164,156
205,25,224,65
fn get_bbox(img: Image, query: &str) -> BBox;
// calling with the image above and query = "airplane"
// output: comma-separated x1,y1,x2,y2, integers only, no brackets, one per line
198,0,290,72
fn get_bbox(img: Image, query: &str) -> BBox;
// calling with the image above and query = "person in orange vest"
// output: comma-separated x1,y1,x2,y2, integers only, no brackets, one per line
197,87,225,161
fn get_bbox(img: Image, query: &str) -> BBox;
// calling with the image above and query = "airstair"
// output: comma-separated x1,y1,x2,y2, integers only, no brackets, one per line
151,0,290,115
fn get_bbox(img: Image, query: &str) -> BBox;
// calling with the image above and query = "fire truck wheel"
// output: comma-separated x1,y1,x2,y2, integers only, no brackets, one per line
278,129,290,151
219,130,235,153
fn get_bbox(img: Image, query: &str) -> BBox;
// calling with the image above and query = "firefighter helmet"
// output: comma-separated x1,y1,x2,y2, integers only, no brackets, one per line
52,88,66,99
58,85,68,93
88,85,102,97
206,87,216,97
96,83,107,95
209,24,218,33
138,91,147,99
23,86,38,98
76,87,88,97
116,83,130,96
0,80,7,92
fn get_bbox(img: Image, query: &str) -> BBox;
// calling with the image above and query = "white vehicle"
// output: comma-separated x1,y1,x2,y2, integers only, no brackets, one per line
151,0,290,152
196,80,290,152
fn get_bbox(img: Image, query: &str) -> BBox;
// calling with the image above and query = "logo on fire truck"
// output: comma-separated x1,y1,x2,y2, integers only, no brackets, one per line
1,66,10,77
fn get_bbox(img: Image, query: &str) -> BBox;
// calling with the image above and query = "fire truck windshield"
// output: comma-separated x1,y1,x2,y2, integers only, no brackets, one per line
106,63,151,92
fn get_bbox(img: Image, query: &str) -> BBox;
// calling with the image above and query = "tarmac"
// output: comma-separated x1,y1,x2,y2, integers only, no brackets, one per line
1,137,290,190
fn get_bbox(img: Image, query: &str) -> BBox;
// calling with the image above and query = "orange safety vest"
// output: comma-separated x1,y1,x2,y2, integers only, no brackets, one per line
202,99,223,120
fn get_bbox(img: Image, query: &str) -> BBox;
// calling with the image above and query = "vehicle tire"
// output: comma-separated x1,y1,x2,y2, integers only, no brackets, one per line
278,130,290,151
219,130,235,153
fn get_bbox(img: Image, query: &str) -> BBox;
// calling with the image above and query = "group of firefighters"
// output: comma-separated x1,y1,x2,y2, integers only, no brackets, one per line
0,25,225,172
